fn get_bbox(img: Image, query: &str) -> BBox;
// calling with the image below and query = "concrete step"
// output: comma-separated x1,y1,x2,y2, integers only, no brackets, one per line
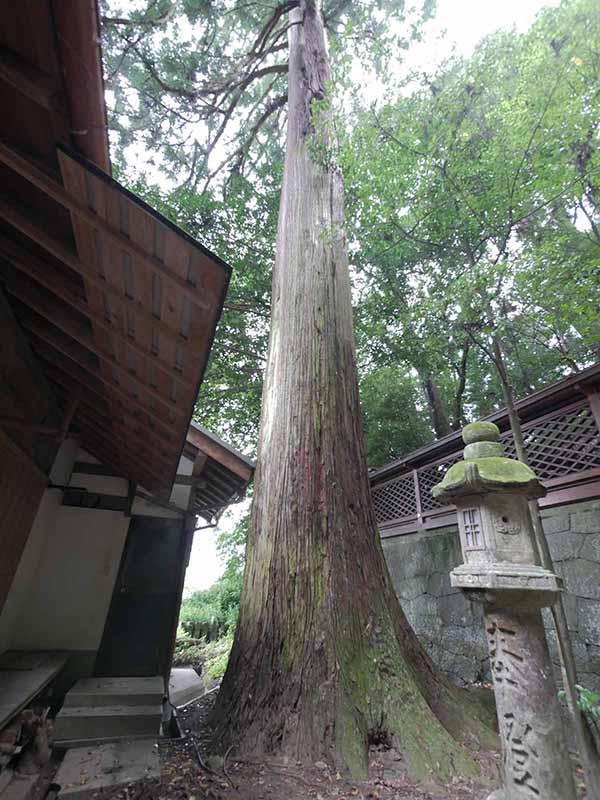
55,739,160,800
53,705,162,745
63,677,164,708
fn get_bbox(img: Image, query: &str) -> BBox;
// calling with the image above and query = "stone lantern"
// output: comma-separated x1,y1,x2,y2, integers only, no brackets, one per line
433,421,576,800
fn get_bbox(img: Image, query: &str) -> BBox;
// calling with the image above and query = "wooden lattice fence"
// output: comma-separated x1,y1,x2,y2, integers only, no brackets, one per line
371,389,600,534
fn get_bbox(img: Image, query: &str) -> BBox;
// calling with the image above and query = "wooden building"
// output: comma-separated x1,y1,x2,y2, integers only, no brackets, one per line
0,1,253,731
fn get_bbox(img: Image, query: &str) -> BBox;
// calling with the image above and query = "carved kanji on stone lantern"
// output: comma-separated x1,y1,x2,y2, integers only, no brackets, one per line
433,421,576,800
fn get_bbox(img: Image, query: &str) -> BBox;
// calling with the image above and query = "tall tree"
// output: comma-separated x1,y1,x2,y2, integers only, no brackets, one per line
211,0,493,778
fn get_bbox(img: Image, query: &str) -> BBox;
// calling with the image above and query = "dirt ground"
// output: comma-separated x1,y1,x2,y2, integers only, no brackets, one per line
85,693,499,800
85,692,588,800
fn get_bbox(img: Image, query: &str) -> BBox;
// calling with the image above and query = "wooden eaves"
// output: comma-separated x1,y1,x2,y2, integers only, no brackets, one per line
185,423,255,521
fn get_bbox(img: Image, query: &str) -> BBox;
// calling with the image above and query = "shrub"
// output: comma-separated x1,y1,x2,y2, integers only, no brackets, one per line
172,636,205,667
559,684,600,749
179,515,247,642
203,634,234,679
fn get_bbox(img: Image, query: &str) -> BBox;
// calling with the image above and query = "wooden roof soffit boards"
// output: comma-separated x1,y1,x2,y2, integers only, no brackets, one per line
0,139,231,497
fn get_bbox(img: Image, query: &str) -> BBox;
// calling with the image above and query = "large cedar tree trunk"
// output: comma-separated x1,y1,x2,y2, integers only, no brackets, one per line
212,1,495,779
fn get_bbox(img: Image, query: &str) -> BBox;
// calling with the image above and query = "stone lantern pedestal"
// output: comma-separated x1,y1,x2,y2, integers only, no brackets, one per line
433,421,576,800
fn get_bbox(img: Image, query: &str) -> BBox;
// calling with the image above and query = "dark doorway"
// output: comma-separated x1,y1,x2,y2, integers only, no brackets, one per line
95,515,186,677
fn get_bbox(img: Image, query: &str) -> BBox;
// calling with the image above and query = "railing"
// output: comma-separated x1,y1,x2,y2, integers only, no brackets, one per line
371,387,600,536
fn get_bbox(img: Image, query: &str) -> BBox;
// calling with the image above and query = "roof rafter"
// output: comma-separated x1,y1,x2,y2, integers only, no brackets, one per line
21,318,181,432
0,197,194,350
0,46,67,115
0,139,212,309
0,232,195,389
5,275,186,418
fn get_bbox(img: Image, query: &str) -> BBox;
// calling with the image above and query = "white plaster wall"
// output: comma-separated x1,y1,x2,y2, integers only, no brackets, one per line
168,454,193,512
0,441,187,654
0,437,79,652
0,440,131,653
132,454,193,518
11,506,130,651
0,488,62,653
131,495,182,519
69,474,129,496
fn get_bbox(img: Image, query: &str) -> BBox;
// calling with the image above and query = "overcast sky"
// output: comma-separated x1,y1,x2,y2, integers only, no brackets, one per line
184,0,560,594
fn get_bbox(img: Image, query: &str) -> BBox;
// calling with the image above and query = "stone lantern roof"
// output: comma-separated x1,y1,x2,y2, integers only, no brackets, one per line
432,421,546,502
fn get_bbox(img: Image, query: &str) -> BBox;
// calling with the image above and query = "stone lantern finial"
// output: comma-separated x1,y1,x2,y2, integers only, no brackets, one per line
433,421,545,503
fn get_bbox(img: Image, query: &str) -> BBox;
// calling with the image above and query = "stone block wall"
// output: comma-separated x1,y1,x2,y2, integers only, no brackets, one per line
541,500,600,695
381,498,600,692
381,525,488,685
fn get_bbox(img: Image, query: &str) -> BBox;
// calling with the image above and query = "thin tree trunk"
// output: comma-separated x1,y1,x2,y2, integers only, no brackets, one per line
451,344,470,431
421,371,452,438
211,0,495,780
491,335,600,800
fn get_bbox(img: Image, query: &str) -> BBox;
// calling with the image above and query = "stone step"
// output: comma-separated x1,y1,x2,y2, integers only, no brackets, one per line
54,739,160,800
53,705,162,745
63,677,164,708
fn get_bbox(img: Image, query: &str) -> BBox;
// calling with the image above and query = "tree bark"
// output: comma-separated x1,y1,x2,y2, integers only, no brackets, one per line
211,0,495,780
451,344,470,431
420,371,452,438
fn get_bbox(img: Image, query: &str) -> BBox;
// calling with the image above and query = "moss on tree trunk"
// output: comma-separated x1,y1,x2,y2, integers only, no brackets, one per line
211,0,496,781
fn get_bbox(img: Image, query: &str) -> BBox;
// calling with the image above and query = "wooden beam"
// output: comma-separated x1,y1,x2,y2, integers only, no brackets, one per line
58,385,81,440
0,418,60,436
187,426,253,482
72,461,123,477
76,416,169,489
45,364,176,447
42,355,179,489
61,490,129,513
173,473,208,487
0,233,194,388
5,277,185,417
135,488,186,517
585,389,600,433
0,139,210,310
74,415,167,491
19,312,184,427
126,480,136,517
56,387,173,462
77,412,172,476
0,203,192,351
0,286,54,421
0,388,78,438
200,467,241,495
0,46,66,115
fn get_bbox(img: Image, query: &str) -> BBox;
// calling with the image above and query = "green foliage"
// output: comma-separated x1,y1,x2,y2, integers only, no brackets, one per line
203,634,234,679
341,0,600,441
174,515,247,679
558,685,600,738
172,632,233,679
359,367,432,466
179,514,248,641
172,636,205,667
100,0,431,189
180,569,242,641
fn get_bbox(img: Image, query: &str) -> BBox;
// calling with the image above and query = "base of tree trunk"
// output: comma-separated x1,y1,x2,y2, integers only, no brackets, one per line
213,590,497,781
